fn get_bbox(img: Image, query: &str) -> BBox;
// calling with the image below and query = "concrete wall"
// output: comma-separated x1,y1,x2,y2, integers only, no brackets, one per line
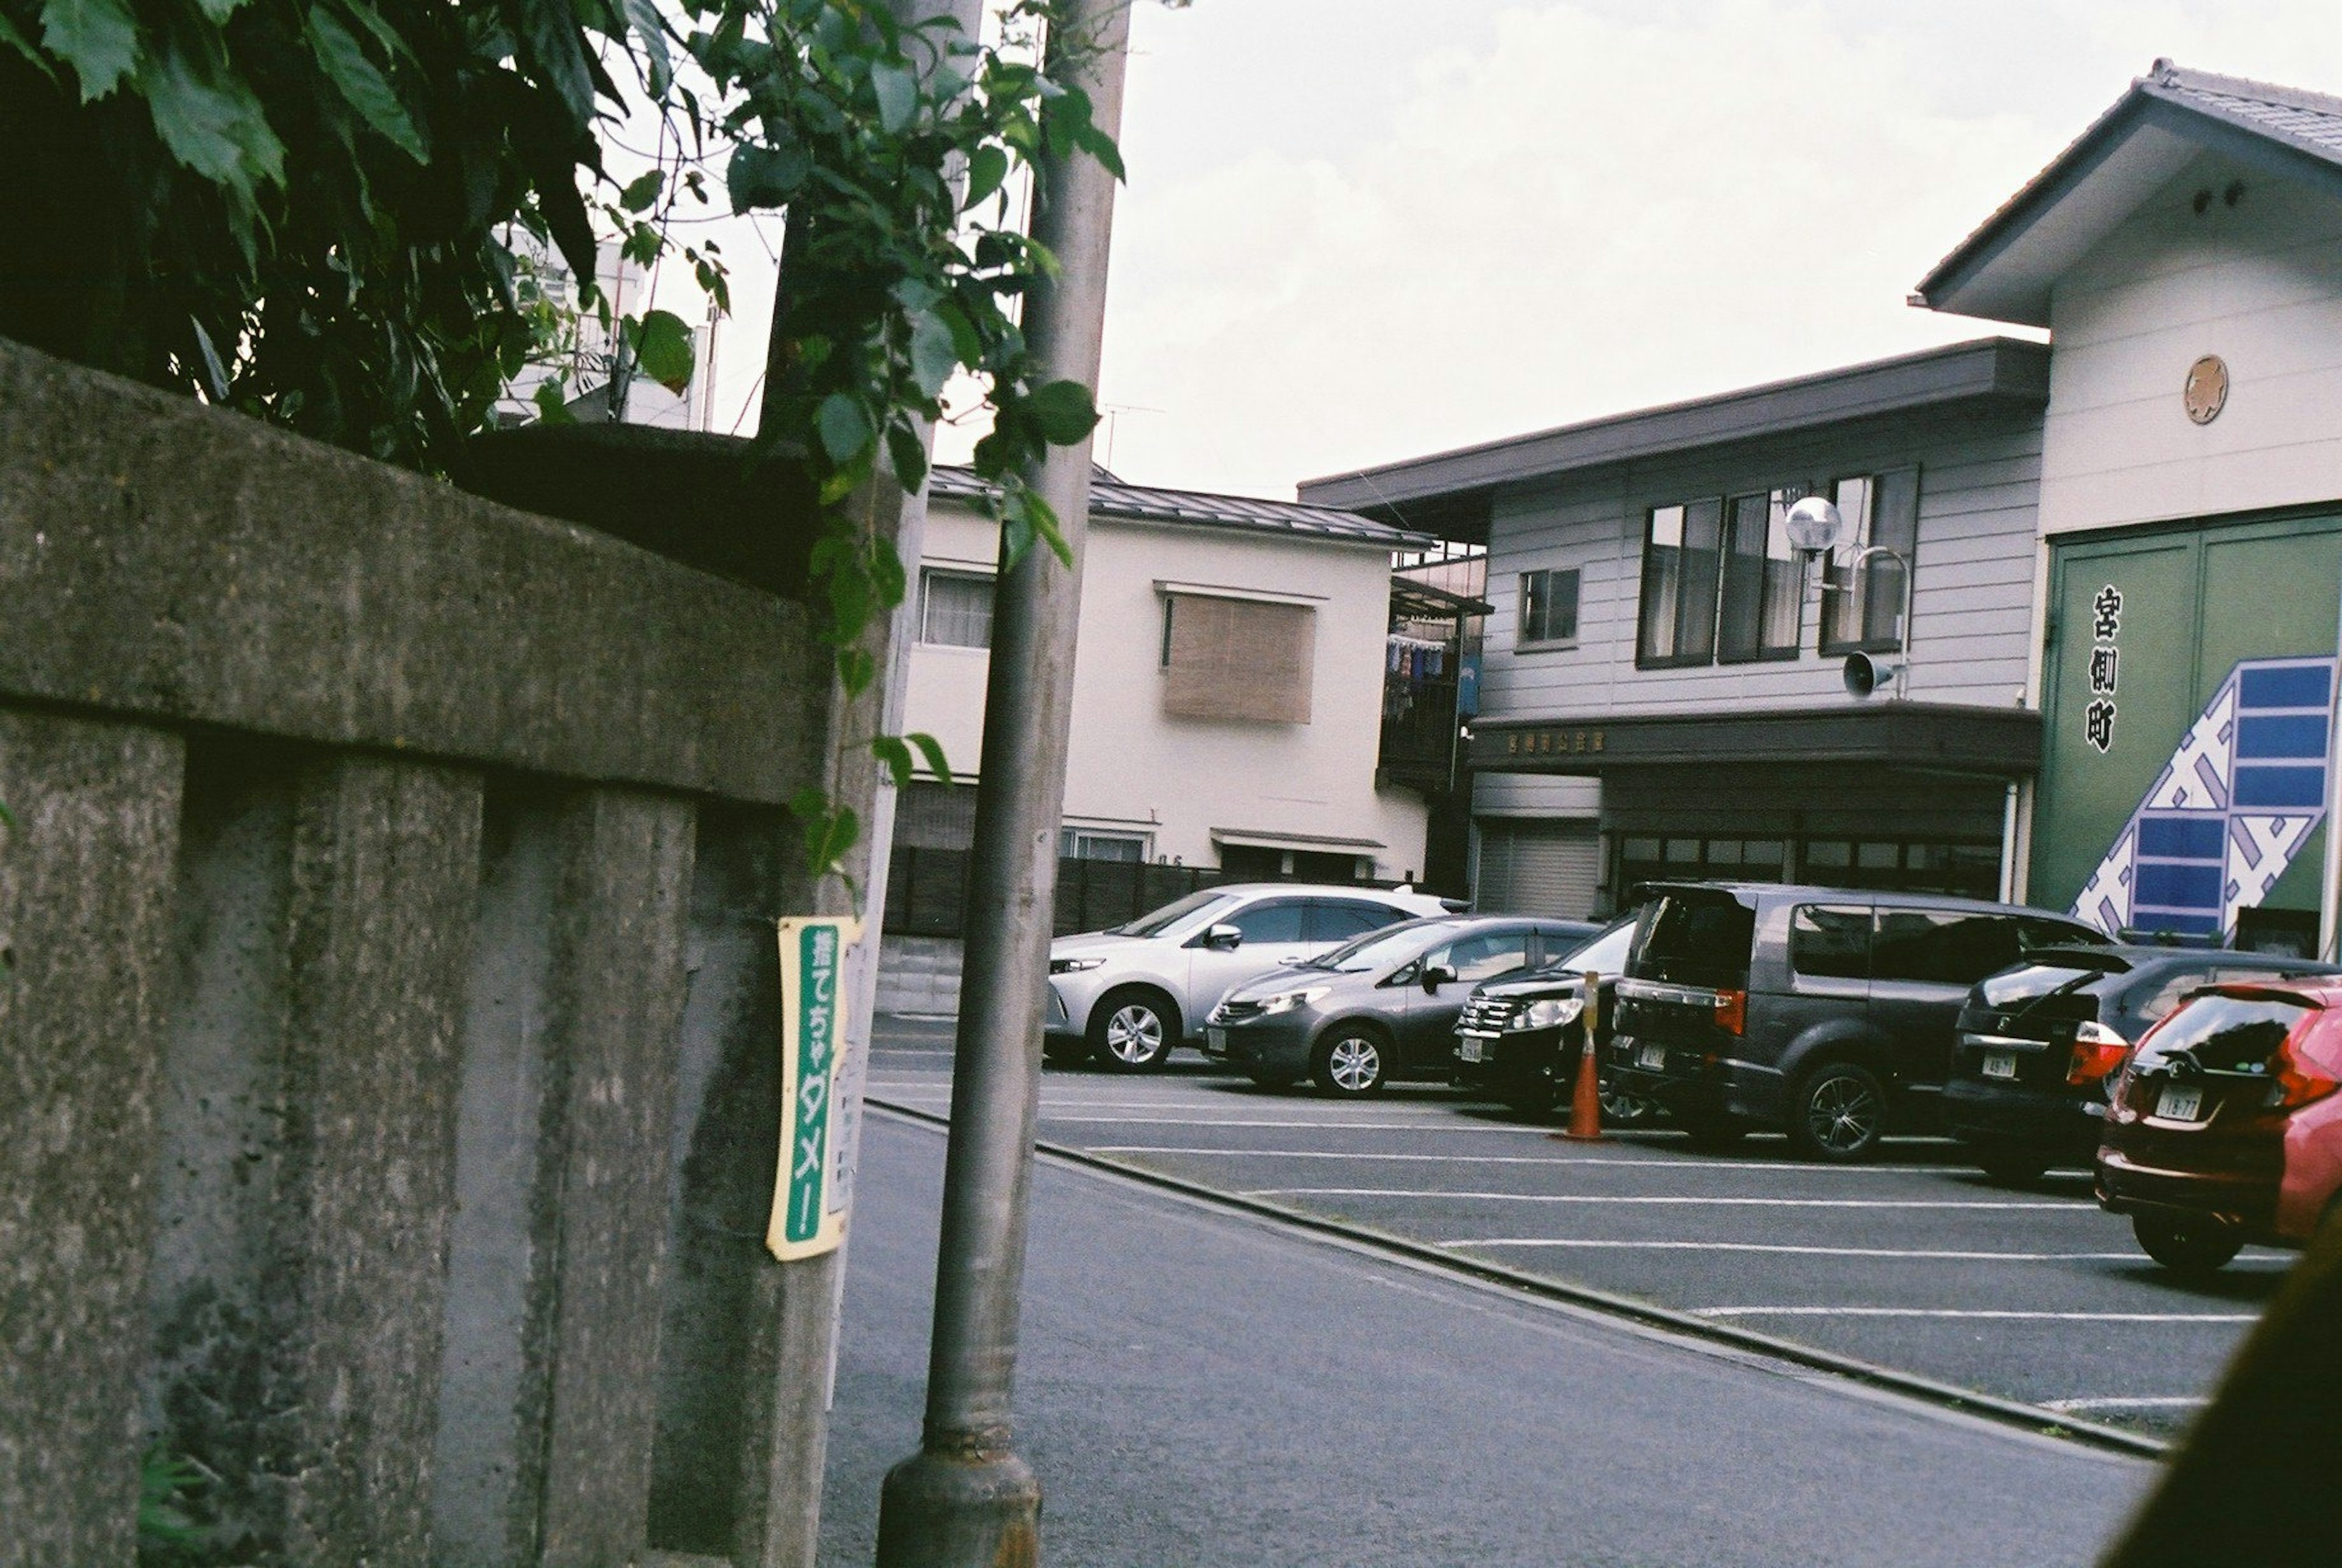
904,499,1429,880
2041,149,2342,538
0,339,895,1567
876,934,966,1016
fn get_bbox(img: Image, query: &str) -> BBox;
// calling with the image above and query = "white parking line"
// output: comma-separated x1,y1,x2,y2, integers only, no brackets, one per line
1092,1145,1986,1174
1250,1188,2088,1208
1030,1117,1572,1131
2040,1395,2211,1412
1441,1239,2155,1260
1693,1307,2260,1322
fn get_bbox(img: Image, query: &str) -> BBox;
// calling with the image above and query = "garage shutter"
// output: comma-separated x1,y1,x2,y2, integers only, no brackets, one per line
1475,819,1600,917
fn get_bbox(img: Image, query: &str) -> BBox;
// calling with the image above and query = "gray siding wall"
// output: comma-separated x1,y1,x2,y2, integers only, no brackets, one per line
1477,408,2046,726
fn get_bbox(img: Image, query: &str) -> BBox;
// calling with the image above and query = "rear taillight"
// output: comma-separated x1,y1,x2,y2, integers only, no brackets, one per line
2269,1029,2341,1111
2066,1020,2130,1088
1713,989,1746,1036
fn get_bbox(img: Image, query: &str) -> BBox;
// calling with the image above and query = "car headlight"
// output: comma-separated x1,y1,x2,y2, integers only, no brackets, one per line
1050,956,1107,975
1509,996,1585,1031
1256,986,1331,1015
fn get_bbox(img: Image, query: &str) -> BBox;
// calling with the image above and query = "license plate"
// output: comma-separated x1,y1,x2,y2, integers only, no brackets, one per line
1206,1028,1227,1053
1458,1036,1486,1063
1636,1044,1666,1070
1982,1052,2018,1080
2155,1083,2205,1122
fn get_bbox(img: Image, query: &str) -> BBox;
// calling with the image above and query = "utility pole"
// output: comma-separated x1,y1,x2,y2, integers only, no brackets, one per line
747,4,984,1566
873,2,1130,1564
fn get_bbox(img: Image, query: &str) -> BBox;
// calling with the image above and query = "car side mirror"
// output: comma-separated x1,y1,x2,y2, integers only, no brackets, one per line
1204,923,1242,951
1422,964,1457,993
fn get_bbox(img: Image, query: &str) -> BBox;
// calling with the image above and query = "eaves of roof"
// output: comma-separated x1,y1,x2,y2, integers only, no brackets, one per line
1916,61,2342,327
928,467,1430,551
1297,337,2049,515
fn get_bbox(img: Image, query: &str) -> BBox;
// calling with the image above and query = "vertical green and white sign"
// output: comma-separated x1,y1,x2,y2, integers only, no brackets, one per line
767,915,863,1262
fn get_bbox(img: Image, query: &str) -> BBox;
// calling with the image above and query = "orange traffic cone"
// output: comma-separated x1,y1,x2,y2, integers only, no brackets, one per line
1557,970,1605,1142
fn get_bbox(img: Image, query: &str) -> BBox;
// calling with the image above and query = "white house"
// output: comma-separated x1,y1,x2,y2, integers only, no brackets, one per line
878,467,1438,1010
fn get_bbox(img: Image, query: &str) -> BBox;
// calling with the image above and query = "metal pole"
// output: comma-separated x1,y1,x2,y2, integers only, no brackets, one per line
874,4,1130,1564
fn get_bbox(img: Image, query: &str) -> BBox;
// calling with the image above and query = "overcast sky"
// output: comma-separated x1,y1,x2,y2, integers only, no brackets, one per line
691,1,2342,500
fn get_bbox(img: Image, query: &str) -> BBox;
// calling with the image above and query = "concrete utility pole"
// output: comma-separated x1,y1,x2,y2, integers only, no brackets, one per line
873,2,1130,1564
748,4,983,1566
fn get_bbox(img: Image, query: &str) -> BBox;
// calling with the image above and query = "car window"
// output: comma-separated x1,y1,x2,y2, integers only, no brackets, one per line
1311,900,1406,942
1433,930,1532,983
2133,992,2313,1073
1872,911,2039,986
1228,900,1308,945
1631,889,1756,987
2136,965,2317,1024
1111,887,1234,937
1791,905,1871,979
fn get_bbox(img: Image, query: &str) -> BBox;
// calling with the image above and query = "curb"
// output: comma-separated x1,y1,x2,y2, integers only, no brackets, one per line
865,1097,2171,1462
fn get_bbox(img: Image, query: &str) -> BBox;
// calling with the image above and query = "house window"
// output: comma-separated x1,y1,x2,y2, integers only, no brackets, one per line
1159,593,1316,723
1060,828,1147,862
1519,568,1580,646
1717,491,1802,662
920,569,995,648
1636,499,1722,665
1821,467,1921,654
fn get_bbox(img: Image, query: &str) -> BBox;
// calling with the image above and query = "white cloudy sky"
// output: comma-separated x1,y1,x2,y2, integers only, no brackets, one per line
686,1,2342,499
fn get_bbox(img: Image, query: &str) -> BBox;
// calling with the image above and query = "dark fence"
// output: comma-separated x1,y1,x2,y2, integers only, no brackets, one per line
885,847,1228,938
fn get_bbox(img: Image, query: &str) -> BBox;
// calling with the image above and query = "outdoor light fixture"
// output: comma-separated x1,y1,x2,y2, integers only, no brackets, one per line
1783,495,1845,554
1837,543,1913,701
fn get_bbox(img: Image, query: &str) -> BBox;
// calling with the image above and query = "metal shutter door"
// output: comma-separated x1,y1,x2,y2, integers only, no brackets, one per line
1476,820,1599,917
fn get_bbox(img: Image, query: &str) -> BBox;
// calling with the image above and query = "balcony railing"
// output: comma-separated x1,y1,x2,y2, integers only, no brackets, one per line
1380,672,1459,785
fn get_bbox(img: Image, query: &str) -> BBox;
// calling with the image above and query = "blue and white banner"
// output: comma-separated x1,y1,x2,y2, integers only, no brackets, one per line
2072,656,2336,938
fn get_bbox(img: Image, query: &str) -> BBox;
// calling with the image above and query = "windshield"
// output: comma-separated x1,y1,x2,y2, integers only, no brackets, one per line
1631,889,1756,988
1541,919,1635,978
2134,992,2313,1074
1108,887,1235,938
1303,920,1459,974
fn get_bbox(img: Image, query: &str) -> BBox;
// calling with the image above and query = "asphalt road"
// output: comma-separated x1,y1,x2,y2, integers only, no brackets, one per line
822,1103,2152,1567
864,1017,2287,1442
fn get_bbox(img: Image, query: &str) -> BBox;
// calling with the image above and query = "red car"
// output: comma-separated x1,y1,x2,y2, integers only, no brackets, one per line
2097,978,2342,1275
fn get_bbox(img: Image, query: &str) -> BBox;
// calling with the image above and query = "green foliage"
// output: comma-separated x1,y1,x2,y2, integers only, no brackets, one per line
0,0,662,469
137,1447,210,1565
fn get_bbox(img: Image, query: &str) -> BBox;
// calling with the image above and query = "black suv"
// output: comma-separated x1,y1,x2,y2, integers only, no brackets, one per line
1600,882,2108,1160
1452,917,1639,1117
1944,944,2342,1182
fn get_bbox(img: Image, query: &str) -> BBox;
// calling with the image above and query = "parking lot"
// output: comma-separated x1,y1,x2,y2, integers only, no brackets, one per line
867,1017,2288,1441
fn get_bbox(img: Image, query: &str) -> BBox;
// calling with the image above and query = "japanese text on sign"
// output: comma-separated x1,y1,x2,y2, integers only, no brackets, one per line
768,916,864,1261
2085,584,2122,754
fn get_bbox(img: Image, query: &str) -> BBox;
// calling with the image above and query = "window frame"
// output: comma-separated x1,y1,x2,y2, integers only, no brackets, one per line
1517,566,1582,650
1715,489,1805,665
919,566,997,650
1635,499,1725,669
1820,466,1922,657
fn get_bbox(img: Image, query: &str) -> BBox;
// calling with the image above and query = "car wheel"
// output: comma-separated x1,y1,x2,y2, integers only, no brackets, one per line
2133,1212,2244,1276
1088,988,1180,1073
1312,1027,1389,1096
1975,1148,2051,1186
1597,1076,1660,1128
1788,1062,1886,1162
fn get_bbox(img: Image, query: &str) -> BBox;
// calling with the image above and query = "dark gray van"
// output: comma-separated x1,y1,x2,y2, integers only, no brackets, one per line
1601,882,2109,1160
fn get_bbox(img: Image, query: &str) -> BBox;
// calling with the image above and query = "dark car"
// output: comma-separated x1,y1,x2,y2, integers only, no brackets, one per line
1600,882,2109,1160
1946,946,2342,1182
1203,915,1595,1095
1452,917,1645,1119
2097,978,2342,1274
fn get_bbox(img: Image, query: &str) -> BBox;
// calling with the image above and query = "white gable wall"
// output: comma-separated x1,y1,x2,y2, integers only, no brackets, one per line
2041,149,2342,537
901,499,1431,881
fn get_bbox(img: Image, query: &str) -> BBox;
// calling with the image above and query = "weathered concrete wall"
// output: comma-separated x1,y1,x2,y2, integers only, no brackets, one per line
0,338,894,1566
876,933,965,1015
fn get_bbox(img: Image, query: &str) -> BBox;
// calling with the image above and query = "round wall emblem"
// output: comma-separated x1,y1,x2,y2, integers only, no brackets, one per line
2183,354,2229,425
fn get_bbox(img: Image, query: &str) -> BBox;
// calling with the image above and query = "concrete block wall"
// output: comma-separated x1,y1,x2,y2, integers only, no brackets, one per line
0,340,903,1567
876,934,966,1016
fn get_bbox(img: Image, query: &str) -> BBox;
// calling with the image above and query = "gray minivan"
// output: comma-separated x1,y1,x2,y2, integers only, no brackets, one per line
1600,882,2109,1160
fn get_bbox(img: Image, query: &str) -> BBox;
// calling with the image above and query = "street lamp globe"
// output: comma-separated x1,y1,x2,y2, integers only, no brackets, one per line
1784,495,1844,554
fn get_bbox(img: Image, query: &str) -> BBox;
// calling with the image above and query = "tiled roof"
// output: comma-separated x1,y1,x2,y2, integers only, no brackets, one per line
2148,61,2342,162
928,465,1430,549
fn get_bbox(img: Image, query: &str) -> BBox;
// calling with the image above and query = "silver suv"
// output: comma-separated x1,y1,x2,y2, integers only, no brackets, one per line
1047,883,1461,1071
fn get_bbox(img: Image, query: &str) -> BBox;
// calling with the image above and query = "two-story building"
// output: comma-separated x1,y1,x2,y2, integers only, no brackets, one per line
1305,338,2052,917
1304,61,2342,953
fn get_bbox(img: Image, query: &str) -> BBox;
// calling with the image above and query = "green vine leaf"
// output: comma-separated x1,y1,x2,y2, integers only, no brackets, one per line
307,10,426,162
629,309,695,394
904,732,952,781
40,0,140,103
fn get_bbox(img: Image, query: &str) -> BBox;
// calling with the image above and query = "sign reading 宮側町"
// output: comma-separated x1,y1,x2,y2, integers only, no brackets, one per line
767,915,864,1262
